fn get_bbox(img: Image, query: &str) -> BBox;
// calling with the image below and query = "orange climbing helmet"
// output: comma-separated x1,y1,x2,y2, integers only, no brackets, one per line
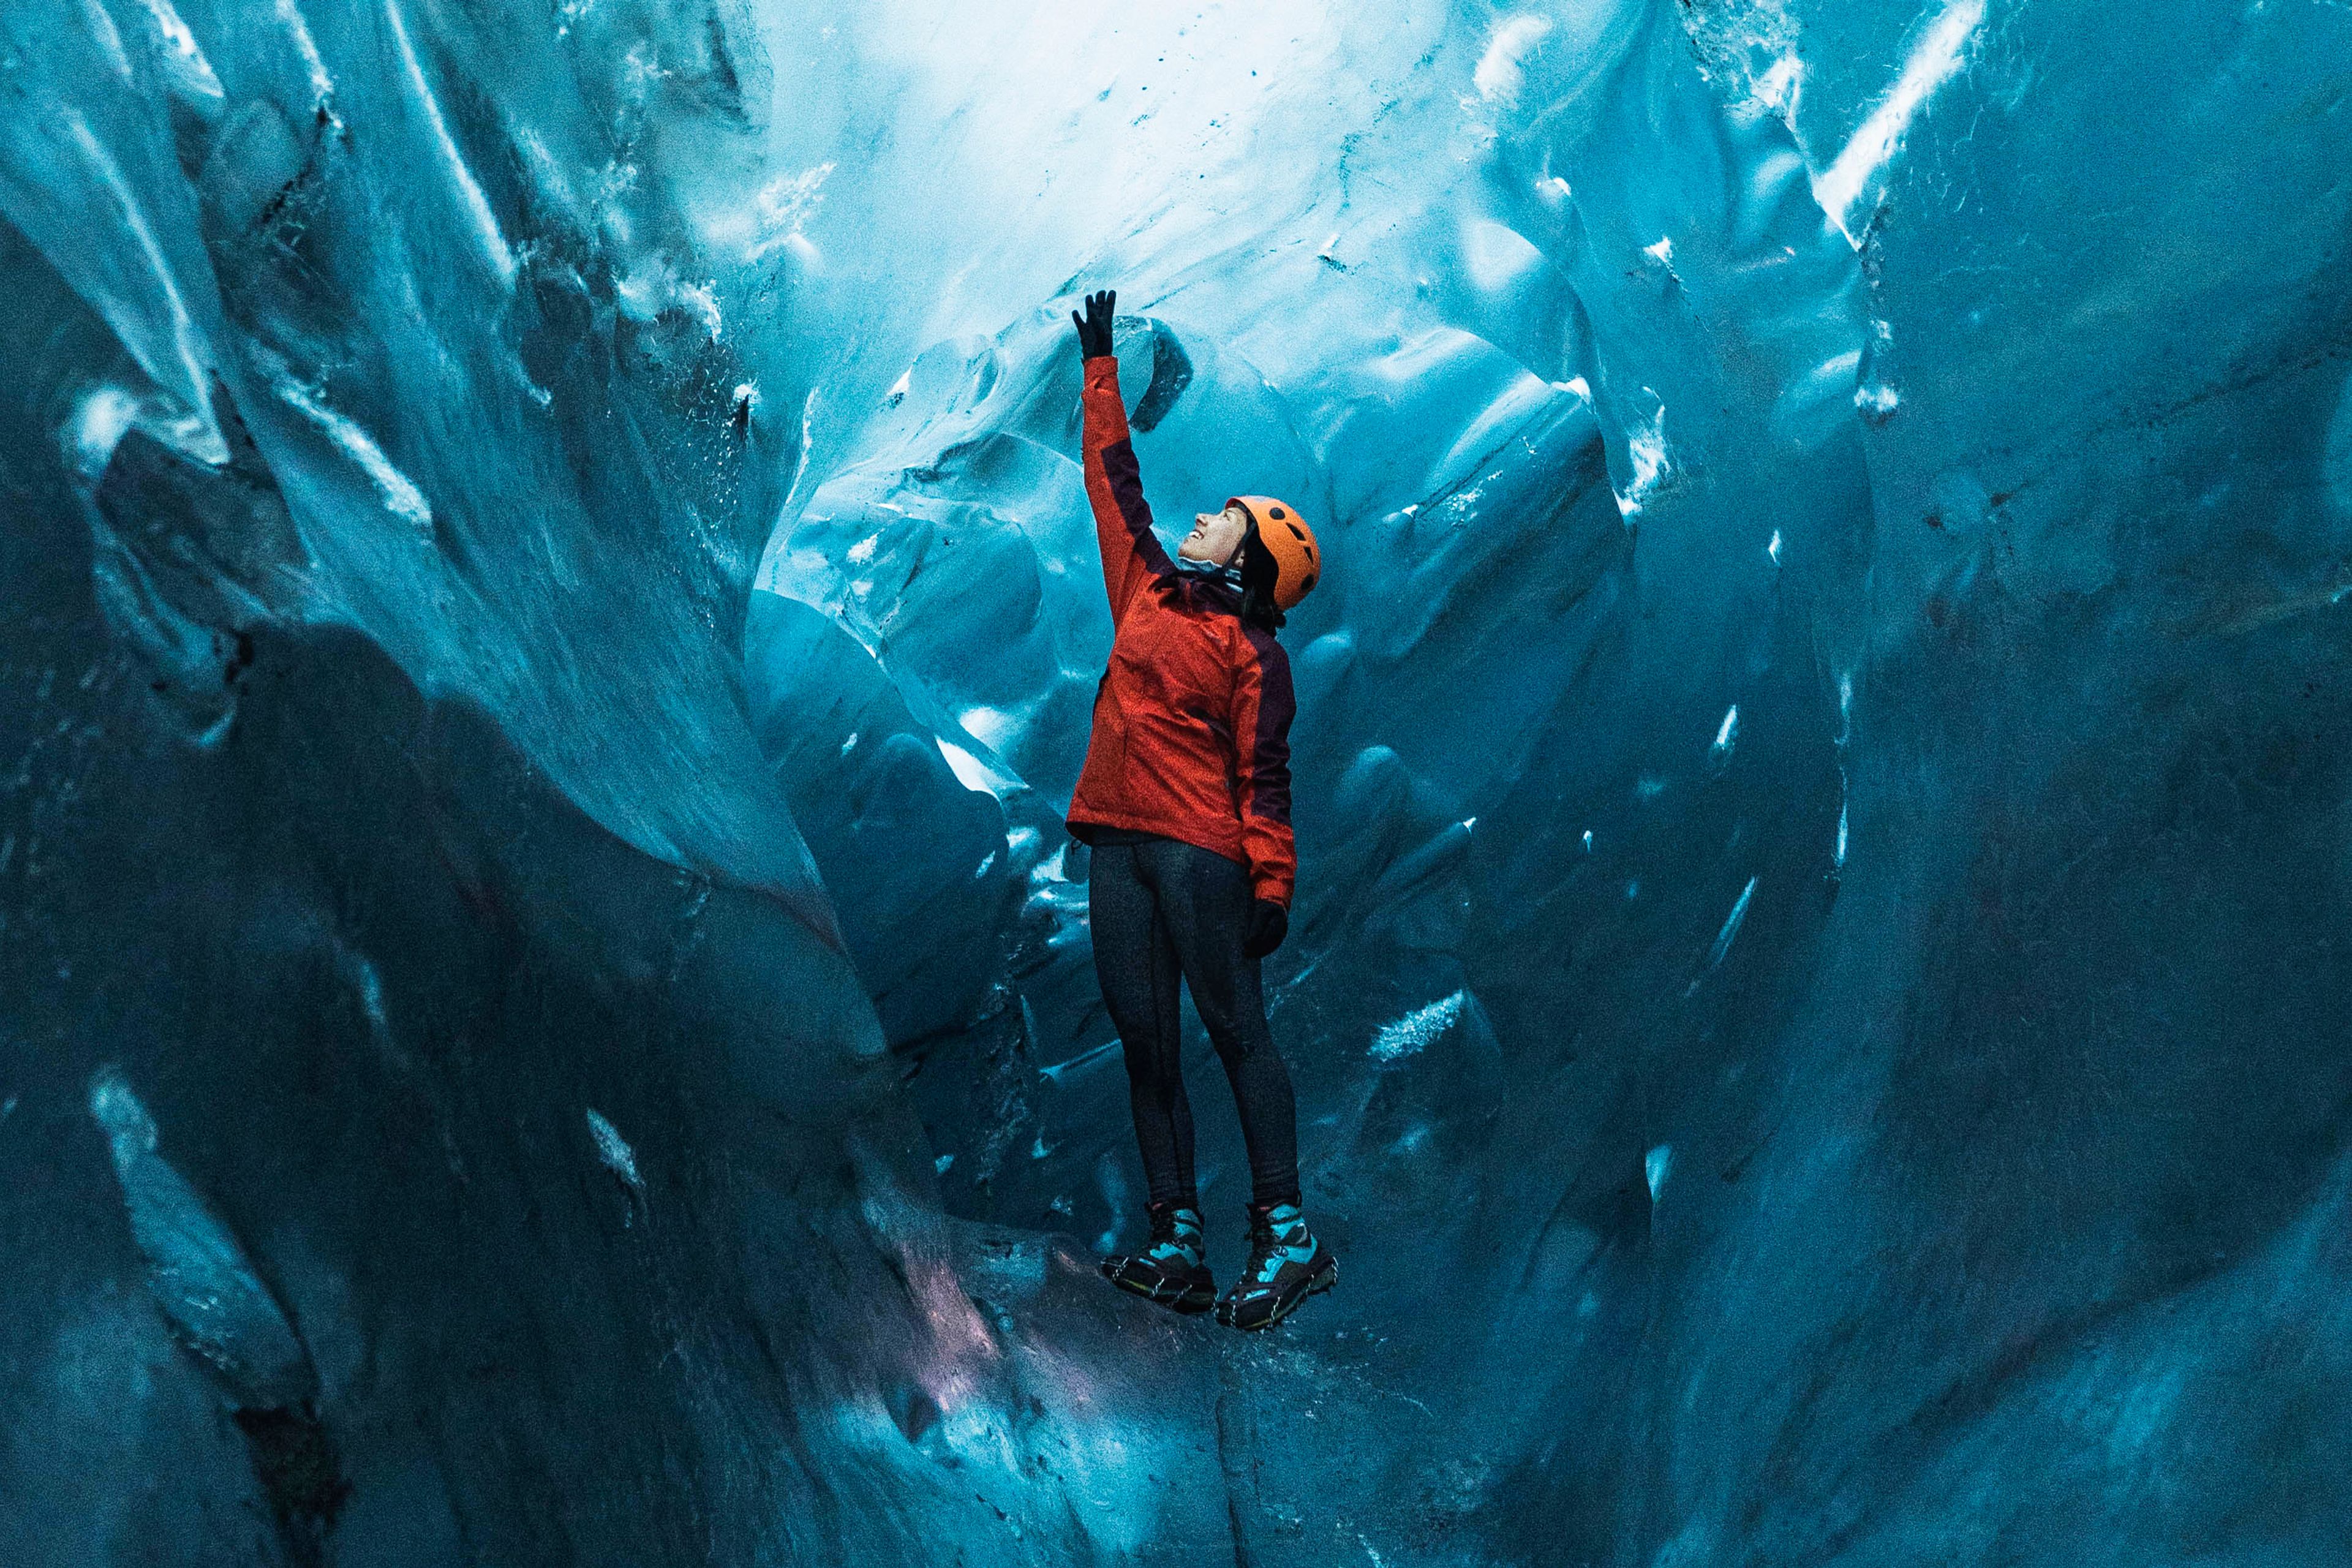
1227,496,1321,611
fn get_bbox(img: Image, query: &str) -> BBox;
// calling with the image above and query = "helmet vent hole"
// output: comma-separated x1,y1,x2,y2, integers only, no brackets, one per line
1300,573,1317,595
1270,507,1286,519
1287,522,1306,540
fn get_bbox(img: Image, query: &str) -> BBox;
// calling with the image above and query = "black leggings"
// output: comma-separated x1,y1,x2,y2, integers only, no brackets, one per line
1088,835,1300,1210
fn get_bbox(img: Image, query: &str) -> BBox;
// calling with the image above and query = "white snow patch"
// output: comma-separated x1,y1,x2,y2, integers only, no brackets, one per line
274,0,336,107
266,358,434,529
1616,401,1672,518
69,386,143,478
1474,14,1553,105
83,0,132,81
63,116,226,464
135,0,225,106
745,162,835,262
1752,50,1806,117
846,532,880,565
1856,379,1901,418
960,704,1019,752
385,0,516,285
1814,0,1985,242
1370,990,1466,1063
585,1108,645,1194
1709,876,1759,969
1711,705,1740,760
935,737,1021,799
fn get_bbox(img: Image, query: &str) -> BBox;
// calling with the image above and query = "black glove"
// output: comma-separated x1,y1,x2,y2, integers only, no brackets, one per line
1244,899,1288,959
1071,288,1116,360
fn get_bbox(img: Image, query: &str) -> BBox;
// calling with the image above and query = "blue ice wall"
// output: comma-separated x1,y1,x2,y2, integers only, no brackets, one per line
7,0,2352,1563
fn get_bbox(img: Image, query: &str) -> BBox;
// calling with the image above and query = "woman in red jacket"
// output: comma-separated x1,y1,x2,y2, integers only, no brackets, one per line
1066,289,1336,1331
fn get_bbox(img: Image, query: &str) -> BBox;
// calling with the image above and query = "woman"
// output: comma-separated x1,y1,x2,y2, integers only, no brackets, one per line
1065,288,1335,1331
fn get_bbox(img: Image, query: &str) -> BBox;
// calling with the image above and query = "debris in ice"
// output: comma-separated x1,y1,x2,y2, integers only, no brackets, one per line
973,850,997,880
1708,876,1759,970
1030,1136,1054,1159
1,1094,15,1125
1768,530,1783,566
1645,1144,1673,1202
1835,799,1850,869
1370,990,1466,1062
1582,829,1594,853
89,1070,315,1406
585,1108,646,1199
935,1153,955,1175
846,532,880,565
1711,705,1740,761
840,730,859,755
883,368,912,408
1814,0,1986,243
385,0,516,285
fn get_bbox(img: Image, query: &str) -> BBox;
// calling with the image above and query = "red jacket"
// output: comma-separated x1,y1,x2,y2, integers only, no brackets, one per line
1065,355,1297,907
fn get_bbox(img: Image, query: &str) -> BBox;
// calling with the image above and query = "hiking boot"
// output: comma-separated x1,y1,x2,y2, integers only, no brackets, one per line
1100,1201,1215,1314
1215,1202,1336,1330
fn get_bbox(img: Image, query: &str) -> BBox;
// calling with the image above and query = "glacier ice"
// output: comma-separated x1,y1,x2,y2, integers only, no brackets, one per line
7,0,2352,1563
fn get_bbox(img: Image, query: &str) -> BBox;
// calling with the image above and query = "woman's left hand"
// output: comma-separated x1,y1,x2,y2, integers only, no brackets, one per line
1071,288,1117,360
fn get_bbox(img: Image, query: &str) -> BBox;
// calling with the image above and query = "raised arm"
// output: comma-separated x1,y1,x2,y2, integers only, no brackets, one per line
1231,626,1298,911
1072,289,1175,624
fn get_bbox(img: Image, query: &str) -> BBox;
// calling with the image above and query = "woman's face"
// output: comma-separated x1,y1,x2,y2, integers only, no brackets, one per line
1178,504,1251,566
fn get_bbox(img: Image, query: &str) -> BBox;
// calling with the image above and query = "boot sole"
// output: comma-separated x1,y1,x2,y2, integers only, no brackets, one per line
1104,1264,1217,1315
1219,1256,1337,1331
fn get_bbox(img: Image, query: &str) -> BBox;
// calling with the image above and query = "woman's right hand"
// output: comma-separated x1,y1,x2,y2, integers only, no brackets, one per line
1071,288,1116,360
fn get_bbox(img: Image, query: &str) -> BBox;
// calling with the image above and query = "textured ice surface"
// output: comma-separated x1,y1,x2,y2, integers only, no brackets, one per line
7,0,2352,1564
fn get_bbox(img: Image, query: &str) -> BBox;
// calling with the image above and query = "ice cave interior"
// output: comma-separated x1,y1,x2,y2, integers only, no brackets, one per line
5,0,2352,1562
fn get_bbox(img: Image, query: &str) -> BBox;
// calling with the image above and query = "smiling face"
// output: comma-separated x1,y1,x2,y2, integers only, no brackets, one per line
1178,504,1251,565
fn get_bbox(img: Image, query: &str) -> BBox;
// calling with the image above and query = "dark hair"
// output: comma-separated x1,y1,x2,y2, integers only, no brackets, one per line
1236,523,1285,633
